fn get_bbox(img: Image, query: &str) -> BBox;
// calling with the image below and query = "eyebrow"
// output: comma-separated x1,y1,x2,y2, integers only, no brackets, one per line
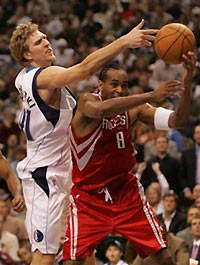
33,34,46,45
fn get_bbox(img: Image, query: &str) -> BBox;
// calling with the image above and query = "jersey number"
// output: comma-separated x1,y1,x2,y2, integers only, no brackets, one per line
116,131,125,149
19,109,33,141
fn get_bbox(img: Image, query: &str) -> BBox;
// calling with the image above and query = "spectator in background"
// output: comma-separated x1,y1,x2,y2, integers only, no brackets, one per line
144,130,180,161
2,134,19,162
0,108,20,145
0,199,29,249
182,124,200,202
145,182,165,215
195,197,200,216
189,217,200,263
104,239,129,265
10,145,26,175
177,206,200,250
149,59,184,91
17,248,32,265
140,135,183,195
0,78,9,101
132,219,189,265
54,38,75,67
0,214,20,262
157,191,187,234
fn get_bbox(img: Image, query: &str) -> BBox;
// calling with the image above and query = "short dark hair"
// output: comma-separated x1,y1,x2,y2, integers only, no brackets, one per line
105,239,124,252
99,61,125,82
163,190,179,205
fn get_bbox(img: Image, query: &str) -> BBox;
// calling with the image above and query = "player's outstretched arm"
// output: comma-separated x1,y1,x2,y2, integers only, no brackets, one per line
135,52,196,129
76,80,181,119
0,152,25,212
38,20,158,90
168,51,196,129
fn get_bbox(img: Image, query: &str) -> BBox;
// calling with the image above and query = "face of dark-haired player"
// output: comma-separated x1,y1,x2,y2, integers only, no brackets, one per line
98,69,129,100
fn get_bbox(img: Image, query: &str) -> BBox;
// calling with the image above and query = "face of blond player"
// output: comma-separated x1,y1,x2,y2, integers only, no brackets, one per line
105,245,123,264
99,69,129,100
24,30,56,67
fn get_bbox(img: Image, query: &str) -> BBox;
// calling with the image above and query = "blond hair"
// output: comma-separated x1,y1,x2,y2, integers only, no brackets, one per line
10,22,38,67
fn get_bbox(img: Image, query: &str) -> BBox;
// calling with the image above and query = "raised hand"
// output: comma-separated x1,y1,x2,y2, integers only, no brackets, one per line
152,162,161,175
124,19,158,49
151,80,183,102
182,51,196,89
137,162,147,174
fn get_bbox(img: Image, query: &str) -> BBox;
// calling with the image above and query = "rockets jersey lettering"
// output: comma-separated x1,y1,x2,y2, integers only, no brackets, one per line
15,67,76,178
70,112,136,191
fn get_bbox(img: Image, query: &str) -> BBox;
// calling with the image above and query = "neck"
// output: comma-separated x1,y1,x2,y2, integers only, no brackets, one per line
110,261,120,265
157,152,167,159
165,210,175,219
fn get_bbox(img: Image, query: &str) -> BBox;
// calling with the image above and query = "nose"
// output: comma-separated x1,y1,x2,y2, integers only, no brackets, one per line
44,38,50,46
115,85,123,93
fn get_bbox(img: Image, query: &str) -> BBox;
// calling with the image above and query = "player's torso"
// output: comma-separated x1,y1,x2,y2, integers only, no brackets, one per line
70,112,136,190
15,67,76,176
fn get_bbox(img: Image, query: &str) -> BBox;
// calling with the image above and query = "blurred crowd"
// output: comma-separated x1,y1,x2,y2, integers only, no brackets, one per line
1,0,200,264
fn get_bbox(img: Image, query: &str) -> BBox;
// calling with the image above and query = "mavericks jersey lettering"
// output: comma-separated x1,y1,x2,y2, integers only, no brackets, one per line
70,111,136,190
15,67,76,178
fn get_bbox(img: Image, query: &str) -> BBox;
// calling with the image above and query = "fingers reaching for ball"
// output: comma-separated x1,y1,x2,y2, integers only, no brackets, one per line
125,19,158,49
181,51,196,71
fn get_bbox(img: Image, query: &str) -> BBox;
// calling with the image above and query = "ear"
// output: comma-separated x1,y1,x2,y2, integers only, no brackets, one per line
98,80,104,91
23,51,32,60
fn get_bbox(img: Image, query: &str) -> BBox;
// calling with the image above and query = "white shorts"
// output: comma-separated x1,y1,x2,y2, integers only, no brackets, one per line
22,166,71,254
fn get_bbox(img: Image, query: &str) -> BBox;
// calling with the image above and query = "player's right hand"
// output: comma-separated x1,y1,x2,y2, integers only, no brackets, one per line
151,80,183,102
12,194,25,212
123,19,158,48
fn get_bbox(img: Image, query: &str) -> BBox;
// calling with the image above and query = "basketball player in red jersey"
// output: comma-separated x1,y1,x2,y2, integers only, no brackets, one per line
63,52,196,265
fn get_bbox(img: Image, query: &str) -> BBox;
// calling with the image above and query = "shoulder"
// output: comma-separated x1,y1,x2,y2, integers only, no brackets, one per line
182,147,196,155
168,233,188,247
78,92,101,104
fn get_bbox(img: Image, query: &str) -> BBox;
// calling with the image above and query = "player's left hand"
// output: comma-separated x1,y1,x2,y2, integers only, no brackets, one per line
182,51,196,89
12,194,25,212
182,51,196,72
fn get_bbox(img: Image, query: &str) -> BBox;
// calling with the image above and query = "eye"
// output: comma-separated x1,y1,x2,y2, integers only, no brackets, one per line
111,82,118,87
122,83,128,89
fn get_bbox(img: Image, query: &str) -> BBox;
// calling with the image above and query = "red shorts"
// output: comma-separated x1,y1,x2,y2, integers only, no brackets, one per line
63,175,167,261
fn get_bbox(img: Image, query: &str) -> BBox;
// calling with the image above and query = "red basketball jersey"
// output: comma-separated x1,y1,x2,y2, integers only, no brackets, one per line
70,111,136,191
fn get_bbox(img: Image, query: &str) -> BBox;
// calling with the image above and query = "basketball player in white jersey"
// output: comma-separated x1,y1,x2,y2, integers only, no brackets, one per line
9,20,157,265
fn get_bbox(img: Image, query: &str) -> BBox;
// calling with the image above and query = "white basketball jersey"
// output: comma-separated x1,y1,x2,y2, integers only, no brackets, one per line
15,67,76,179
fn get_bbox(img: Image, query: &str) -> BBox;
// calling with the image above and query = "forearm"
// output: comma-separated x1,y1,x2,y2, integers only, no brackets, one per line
169,76,192,129
85,92,155,118
6,172,22,197
80,36,128,75
156,172,169,196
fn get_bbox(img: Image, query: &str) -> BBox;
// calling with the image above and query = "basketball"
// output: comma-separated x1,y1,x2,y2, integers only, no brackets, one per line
154,23,196,64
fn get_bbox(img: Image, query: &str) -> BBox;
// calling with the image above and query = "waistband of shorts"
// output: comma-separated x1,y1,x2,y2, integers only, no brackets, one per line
71,173,137,204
